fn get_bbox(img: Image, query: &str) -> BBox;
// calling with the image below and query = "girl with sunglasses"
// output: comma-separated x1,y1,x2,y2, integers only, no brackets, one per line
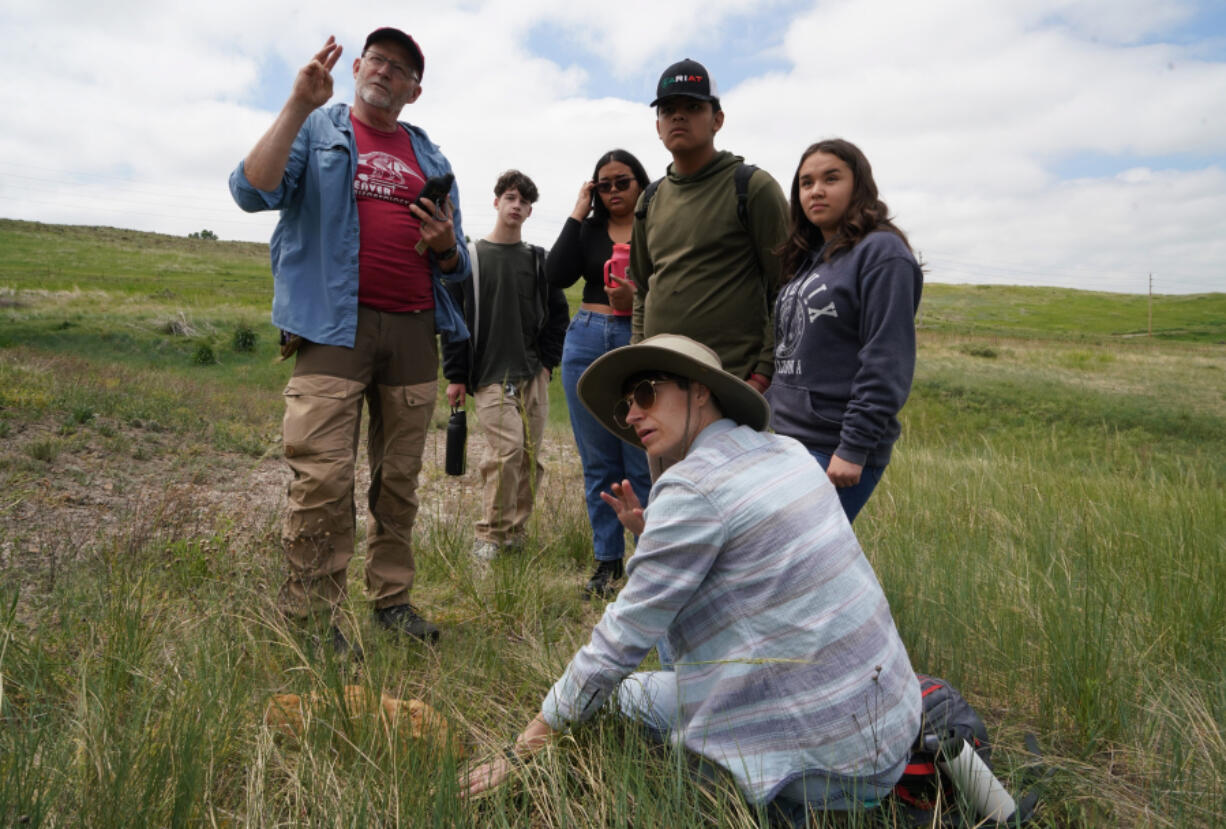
767,139,923,522
546,149,654,597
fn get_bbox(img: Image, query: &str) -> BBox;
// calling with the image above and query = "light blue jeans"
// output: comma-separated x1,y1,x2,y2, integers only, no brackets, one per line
616,671,903,827
561,310,652,561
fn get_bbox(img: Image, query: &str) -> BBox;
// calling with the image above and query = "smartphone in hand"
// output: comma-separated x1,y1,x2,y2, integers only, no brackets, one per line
415,173,454,219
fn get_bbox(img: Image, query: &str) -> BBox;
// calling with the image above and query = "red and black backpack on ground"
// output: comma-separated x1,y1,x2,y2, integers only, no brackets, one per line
890,674,997,825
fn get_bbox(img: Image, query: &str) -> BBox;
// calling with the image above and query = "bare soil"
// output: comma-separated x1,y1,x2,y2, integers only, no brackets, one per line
0,412,582,592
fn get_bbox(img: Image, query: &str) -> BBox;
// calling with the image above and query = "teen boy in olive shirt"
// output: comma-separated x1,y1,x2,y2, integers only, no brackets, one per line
630,58,788,392
443,171,569,561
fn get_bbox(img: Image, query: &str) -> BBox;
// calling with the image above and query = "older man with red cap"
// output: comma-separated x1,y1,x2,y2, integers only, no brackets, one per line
230,29,469,649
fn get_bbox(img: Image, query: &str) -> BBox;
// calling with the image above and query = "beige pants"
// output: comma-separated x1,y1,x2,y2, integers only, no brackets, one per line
278,307,437,618
472,368,549,544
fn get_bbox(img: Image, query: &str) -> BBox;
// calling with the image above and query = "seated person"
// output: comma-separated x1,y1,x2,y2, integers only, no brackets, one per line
460,334,922,824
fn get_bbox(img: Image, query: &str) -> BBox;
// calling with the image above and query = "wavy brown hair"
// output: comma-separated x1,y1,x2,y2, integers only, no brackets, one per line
494,169,539,203
780,139,911,282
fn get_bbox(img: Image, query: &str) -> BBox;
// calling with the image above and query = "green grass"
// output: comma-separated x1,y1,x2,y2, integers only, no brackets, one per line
1,221,1224,826
920,283,1226,343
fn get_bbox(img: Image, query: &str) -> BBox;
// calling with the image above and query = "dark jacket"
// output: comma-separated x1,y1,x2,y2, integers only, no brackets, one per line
766,231,922,468
442,240,569,391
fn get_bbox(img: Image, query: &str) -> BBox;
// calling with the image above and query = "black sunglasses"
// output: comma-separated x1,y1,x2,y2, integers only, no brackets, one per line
613,378,676,428
596,176,635,194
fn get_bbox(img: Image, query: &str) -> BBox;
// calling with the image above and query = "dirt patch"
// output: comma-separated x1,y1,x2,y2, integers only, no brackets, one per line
0,412,583,589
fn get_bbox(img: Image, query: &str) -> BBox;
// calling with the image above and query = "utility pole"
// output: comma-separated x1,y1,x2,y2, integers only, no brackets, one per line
1148,273,1153,338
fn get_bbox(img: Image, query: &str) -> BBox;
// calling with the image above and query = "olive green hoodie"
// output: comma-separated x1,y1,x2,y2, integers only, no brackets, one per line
630,150,788,380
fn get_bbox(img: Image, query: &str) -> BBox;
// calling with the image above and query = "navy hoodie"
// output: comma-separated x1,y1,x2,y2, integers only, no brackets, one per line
766,231,922,467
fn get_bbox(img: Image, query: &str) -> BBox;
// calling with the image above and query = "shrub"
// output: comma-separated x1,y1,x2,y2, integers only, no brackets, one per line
192,342,218,366
232,324,258,353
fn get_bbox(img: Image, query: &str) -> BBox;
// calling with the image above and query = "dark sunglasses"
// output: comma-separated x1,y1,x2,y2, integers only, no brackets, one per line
596,176,635,194
613,378,676,429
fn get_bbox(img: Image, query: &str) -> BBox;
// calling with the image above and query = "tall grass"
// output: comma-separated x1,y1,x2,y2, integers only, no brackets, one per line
1,222,1224,825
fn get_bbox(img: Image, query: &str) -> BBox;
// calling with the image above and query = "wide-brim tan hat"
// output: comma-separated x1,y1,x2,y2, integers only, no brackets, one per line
577,334,771,449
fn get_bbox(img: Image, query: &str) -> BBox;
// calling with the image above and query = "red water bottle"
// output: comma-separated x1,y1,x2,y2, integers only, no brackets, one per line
603,243,632,317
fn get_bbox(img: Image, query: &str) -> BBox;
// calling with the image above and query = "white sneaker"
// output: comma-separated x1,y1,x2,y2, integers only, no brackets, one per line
471,539,501,562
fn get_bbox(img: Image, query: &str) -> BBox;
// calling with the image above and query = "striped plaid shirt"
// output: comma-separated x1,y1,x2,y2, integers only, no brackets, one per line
542,419,921,804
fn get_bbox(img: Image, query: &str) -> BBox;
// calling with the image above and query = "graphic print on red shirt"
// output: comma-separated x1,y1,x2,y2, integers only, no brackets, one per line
351,113,434,312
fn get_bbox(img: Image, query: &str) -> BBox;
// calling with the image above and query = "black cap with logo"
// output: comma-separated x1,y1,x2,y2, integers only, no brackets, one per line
650,58,720,107
364,27,425,78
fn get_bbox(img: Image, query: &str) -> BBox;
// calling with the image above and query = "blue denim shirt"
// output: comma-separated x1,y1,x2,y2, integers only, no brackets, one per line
229,102,470,346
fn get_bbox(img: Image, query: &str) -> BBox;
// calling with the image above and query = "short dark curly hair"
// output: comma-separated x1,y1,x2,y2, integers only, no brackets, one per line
494,169,539,203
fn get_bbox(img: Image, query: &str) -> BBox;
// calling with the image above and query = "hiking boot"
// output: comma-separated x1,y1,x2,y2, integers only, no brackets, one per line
373,604,440,644
470,539,501,562
584,559,625,599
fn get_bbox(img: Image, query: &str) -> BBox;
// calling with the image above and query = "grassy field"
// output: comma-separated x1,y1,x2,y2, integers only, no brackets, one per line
1,218,1223,827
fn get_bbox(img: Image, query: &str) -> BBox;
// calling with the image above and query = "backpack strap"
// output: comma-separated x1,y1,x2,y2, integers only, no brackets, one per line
635,177,664,221
467,241,481,353
734,163,757,229
531,243,545,314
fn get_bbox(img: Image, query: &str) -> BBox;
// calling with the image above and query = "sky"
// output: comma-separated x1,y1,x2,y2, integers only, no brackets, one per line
1,0,1223,294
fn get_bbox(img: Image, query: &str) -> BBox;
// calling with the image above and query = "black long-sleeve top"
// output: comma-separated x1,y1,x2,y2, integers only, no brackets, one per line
545,217,615,305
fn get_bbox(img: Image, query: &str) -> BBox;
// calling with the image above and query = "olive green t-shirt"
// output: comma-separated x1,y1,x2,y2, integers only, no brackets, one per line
474,240,543,388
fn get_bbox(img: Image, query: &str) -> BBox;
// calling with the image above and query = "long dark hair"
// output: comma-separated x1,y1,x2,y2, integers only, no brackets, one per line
590,149,651,222
780,139,911,282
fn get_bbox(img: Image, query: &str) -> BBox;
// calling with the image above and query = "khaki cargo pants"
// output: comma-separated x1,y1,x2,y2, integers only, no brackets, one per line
278,306,437,618
472,368,549,545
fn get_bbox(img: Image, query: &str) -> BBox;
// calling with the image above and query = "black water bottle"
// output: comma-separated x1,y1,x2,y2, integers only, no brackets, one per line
445,406,467,476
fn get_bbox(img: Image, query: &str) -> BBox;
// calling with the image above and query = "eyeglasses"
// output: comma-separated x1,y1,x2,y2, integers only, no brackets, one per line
596,176,634,194
613,378,676,429
363,51,419,82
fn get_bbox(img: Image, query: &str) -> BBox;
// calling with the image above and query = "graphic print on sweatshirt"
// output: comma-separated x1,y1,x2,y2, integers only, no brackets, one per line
775,268,839,373
354,150,425,208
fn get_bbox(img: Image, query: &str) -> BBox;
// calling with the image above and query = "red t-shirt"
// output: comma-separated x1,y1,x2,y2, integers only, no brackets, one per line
351,113,434,312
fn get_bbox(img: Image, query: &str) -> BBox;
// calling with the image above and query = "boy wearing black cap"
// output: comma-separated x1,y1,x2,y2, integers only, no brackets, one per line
630,58,788,395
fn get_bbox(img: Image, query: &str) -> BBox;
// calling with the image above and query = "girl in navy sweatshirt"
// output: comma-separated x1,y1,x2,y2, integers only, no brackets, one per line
766,139,923,522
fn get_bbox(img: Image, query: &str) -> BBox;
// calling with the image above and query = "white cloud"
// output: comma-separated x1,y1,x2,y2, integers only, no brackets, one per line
0,0,1221,293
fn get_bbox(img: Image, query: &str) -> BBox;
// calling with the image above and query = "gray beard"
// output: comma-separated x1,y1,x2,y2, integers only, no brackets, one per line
357,83,393,109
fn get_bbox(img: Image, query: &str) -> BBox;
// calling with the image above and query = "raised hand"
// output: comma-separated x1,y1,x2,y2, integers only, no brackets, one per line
599,479,646,536
290,36,343,111
570,180,595,221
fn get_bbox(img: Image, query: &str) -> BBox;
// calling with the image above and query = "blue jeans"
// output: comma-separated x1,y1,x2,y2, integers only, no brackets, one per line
616,671,901,827
810,450,886,524
561,310,652,561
